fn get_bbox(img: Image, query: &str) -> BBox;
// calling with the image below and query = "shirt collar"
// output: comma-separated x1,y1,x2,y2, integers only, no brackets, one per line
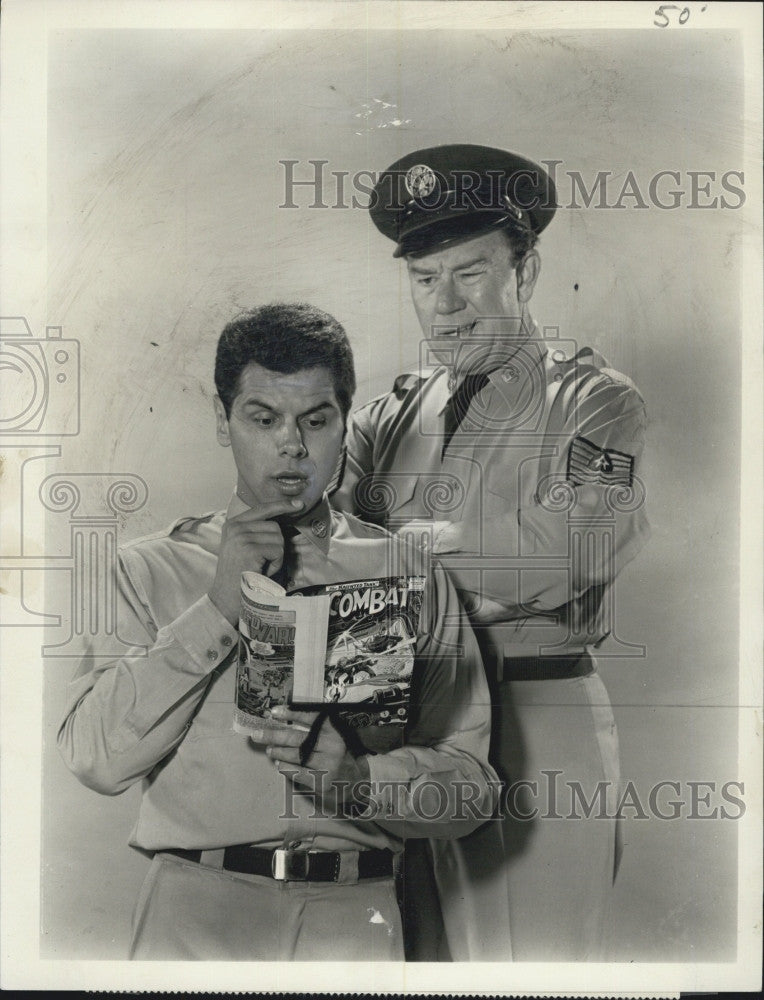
486,336,547,386
435,326,545,416
225,492,332,555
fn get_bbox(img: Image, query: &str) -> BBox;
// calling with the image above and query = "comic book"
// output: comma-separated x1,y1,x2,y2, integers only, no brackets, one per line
234,572,426,734
233,573,330,735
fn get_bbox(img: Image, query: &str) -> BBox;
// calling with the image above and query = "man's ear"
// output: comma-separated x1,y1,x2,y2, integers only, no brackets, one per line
214,396,231,447
516,249,541,304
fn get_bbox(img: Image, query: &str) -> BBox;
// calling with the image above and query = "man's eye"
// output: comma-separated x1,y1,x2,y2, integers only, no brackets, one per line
458,271,484,282
252,415,274,427
416,276,436,287
303,415,327,429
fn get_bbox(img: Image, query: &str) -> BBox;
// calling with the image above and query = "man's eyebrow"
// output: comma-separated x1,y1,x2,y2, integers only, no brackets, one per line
299,401,337,417
240,398,337,417
452,255,488,270
241,397,278,412
407,260,440,275
408,255,488,274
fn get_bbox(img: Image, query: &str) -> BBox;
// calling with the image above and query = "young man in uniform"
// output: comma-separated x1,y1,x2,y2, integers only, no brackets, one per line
333,144,650,960
58,302,497,961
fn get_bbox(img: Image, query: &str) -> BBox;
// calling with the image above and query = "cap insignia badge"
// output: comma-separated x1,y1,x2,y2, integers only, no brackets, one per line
405,163,437,200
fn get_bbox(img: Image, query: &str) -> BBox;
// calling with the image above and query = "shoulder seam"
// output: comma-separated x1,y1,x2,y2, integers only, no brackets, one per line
563,356,645,405
352,370,431,414
332,508,391,540
119,511,221,552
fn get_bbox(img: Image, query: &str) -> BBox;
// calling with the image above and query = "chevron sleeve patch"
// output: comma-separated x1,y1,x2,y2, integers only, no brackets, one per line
567,436,634,487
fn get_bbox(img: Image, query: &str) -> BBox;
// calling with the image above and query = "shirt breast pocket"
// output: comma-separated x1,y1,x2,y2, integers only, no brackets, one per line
483,472,520,519
482,449,539,517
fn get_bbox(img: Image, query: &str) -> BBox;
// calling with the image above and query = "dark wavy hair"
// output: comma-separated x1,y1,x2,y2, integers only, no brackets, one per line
214,303,356,419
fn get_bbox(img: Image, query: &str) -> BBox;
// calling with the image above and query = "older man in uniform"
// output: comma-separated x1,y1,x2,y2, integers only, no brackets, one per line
333,145,650,960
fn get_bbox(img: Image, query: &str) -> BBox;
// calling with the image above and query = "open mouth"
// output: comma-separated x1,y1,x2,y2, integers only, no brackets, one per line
272,473,309,494
436,321,477,338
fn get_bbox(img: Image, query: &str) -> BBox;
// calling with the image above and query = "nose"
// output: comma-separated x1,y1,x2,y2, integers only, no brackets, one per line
278,420,307,458
436,275,466,316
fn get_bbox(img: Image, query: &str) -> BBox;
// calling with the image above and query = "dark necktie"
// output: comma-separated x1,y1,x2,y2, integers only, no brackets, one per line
268,522,299,591
442,370,492,458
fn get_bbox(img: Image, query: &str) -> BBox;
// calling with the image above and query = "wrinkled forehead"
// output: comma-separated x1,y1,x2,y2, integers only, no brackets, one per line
233,362,339,409
405,228,513,273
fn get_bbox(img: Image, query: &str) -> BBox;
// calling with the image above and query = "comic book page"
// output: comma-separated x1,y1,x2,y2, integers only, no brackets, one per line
233,572,330,734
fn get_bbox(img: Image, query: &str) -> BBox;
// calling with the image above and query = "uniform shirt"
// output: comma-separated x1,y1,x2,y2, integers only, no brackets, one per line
58,495,496,854
334,337,650,658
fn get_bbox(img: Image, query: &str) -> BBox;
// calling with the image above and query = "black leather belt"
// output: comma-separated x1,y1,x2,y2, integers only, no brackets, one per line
502,654,593,682
163,845,395,883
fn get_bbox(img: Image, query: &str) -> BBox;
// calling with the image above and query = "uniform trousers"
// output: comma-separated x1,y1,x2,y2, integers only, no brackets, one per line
406,666,622,961
130,851,403,961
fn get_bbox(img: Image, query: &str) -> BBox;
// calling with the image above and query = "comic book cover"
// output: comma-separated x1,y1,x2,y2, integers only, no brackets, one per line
234,573,425,733
294,576,427,728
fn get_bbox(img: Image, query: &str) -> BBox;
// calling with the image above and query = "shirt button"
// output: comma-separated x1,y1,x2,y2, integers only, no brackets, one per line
206,649,218,661
221,635,233,647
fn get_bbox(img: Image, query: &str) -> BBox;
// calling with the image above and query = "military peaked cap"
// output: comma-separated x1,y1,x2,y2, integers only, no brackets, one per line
369,143,557,257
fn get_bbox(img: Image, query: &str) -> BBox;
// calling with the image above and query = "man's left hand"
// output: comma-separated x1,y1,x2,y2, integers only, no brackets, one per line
249,706,370,808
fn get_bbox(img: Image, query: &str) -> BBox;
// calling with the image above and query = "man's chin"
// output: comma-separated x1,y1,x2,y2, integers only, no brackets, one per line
273,490,323,515
241,485,319,512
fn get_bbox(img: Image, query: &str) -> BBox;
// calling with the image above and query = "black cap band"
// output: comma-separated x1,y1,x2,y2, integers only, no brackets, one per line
395,211,527,258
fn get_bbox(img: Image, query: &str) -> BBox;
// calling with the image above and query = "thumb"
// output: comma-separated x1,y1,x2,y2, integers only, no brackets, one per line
264,551,285,577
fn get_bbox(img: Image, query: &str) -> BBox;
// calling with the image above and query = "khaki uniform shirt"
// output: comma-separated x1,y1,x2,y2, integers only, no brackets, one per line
334,338,650,661
58,495,497,853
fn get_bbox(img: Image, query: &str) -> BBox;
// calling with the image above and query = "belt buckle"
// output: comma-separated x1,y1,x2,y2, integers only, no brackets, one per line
271,848,310,881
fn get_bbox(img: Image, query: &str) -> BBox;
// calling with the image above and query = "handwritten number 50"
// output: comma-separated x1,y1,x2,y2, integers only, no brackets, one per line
654,4,704,27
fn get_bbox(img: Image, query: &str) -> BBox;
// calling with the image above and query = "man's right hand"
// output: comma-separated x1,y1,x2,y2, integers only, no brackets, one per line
208,499,304,625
